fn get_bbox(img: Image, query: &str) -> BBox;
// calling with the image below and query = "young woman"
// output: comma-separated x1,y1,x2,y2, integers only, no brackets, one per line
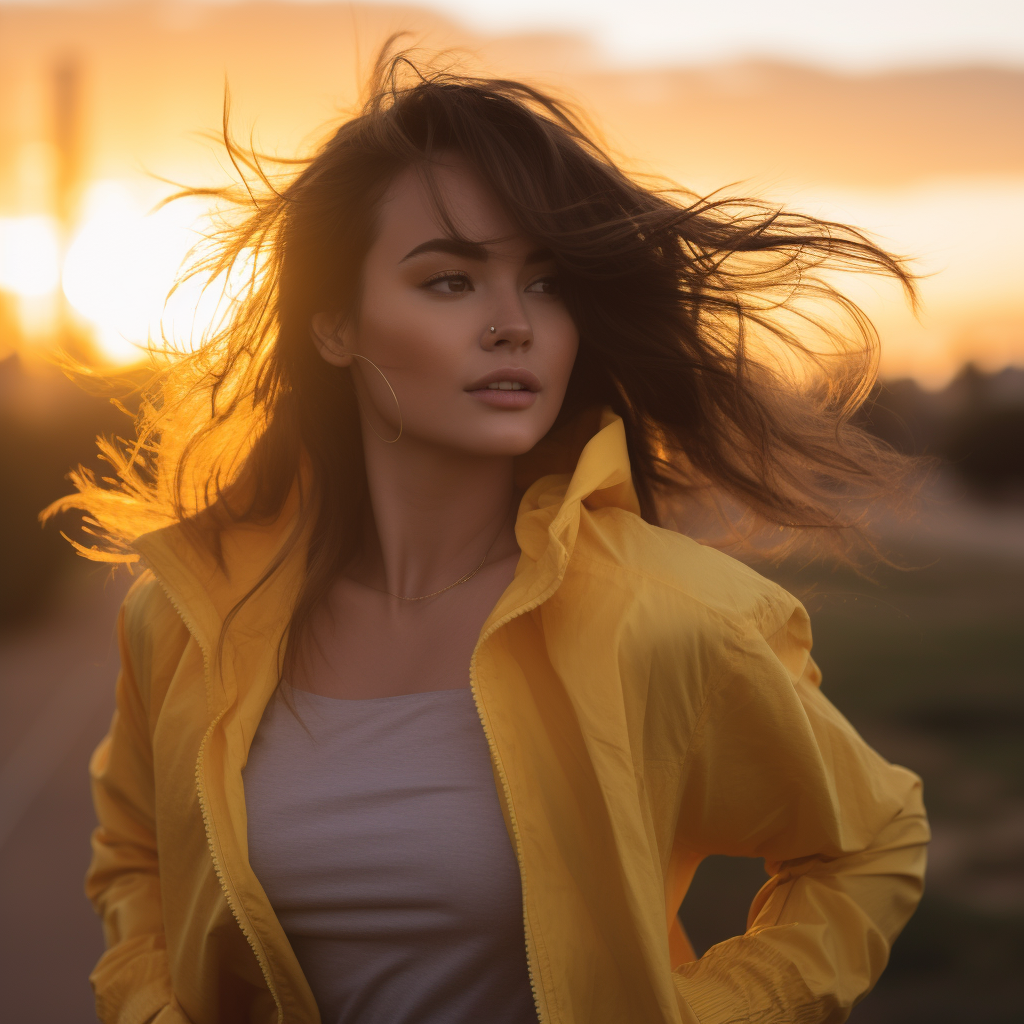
60,50,928,1024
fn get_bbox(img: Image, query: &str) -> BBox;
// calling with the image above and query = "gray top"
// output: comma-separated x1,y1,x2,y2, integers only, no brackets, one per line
243,685,538,1024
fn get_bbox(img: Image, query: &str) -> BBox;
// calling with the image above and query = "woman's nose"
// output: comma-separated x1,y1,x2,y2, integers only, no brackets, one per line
481,320,532,352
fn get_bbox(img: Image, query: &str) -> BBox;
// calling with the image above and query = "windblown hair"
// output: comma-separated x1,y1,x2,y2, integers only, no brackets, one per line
50,45,917,667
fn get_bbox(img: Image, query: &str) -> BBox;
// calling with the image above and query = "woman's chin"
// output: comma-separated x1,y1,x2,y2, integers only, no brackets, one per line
384,400,549,456
424,421,553,459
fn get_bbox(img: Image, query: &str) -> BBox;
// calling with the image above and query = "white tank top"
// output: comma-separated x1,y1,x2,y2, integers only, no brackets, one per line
243,684,538,1024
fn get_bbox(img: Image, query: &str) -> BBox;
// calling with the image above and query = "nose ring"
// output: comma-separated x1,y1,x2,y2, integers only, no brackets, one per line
489,326,496,333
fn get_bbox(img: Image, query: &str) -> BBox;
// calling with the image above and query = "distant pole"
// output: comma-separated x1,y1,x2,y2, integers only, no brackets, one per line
52,53,82,346
53,54,81,232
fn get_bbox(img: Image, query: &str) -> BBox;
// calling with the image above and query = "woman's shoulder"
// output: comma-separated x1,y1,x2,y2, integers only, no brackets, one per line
578,507,802,642
119,570,192,678
571,512,819,726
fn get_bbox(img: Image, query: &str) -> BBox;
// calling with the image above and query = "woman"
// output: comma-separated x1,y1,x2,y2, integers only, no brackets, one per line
58,50,928,1024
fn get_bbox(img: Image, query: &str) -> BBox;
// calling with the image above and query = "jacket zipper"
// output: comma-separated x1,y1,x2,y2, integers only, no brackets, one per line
468,572,568,1024
152,576,284,1024
154,530,572,1024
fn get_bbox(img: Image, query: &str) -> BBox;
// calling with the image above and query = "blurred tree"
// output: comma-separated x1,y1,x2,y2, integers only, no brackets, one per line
858,365,1024,497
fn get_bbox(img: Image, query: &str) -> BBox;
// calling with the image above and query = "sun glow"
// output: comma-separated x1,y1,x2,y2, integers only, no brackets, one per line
0,217,61,297
62,182,212,364
0,217,63,344
0,182,220,366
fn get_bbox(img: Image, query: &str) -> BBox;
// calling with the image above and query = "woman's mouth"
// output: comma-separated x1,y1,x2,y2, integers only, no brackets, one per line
465,369,540,409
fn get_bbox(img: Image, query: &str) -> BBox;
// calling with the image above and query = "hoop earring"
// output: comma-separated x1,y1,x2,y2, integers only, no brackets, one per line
351,353,403,444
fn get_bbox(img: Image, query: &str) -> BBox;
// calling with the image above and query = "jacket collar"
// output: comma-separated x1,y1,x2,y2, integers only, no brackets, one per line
133,407,639,690
132,409,642,1020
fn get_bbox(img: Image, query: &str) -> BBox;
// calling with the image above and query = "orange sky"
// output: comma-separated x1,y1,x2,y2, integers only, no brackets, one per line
0,1,1021,383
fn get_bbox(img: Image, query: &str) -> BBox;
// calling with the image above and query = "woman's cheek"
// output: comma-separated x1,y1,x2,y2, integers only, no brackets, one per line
364,317,423,372
546,312,580,386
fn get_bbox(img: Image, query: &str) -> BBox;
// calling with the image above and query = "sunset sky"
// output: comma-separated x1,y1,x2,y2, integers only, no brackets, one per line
362,0,1024,69
7,0,1023,69
0,0,1021,384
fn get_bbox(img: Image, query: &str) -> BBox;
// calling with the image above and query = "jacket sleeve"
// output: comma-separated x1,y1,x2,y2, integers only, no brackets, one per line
672,601,929,1024
86,588,191,1024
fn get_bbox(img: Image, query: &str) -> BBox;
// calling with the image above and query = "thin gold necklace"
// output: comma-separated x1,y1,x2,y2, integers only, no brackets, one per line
362,508,513,602
389,548,490,601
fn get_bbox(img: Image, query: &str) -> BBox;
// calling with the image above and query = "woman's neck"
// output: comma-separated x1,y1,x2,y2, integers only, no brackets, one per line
353,432,520,600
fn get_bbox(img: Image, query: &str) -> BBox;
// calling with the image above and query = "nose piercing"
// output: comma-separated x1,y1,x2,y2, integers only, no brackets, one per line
489,326,496,333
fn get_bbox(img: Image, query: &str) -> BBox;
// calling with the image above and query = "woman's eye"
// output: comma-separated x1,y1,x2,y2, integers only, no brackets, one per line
526,276,560,296
424,273,473,294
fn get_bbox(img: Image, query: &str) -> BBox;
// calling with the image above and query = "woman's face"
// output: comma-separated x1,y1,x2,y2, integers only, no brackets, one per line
312,158,579,456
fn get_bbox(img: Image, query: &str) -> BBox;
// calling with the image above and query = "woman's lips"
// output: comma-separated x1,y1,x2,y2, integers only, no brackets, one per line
467,387,538,409
465,368,540,409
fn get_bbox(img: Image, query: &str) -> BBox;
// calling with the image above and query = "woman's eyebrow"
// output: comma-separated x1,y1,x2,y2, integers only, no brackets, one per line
399,238,490,263
524,247,554,265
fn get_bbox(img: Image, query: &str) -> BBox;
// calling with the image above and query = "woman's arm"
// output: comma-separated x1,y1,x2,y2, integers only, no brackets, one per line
672,606,929,1024
86,591,188,1024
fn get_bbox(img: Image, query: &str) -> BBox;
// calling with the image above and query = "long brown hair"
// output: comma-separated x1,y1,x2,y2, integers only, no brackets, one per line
49,45,917,666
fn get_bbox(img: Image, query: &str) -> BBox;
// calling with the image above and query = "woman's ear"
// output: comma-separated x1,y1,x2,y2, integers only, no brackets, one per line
311,312,354,367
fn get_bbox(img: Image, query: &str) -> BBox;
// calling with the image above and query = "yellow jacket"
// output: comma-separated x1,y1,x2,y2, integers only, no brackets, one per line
87,411,928,1024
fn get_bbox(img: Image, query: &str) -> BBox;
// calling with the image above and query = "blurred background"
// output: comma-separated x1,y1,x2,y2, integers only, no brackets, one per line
0,1,1021,1021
